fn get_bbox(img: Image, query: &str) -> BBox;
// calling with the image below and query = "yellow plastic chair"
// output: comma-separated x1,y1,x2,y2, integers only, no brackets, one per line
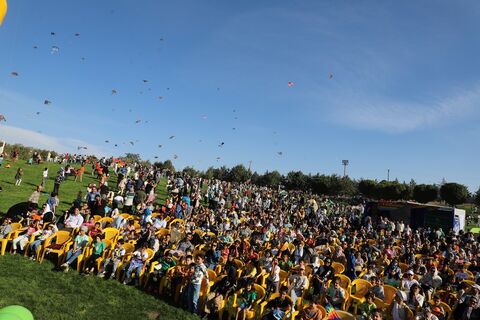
74,237,93,272
156,228,170,237
374,284,397,310
0,223,23,255
99,217,113,228
120,213,131,220
168,218,184,228
114,243,135,279
258,293,292,318
227,284,266,320
332,262,346,274
102,227,119,243
39,231,72,264
93,215,102,222
349,278,372,314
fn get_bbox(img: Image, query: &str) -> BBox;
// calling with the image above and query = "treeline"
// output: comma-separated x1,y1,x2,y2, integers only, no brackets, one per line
1,143,59,160
174,164,477,207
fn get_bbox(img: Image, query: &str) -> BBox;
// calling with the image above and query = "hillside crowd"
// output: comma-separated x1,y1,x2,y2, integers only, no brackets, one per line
1,157,480,320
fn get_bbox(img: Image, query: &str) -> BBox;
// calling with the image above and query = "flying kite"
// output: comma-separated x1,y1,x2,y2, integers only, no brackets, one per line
10,71,18,76
36,112,40,115
329,74,334,79
105,140,109,143
111,89,117,95
218,142,225,147
0,0,6,25
0,114,6,122
142,80,149,83
287,81,295,87
74,33,80,36
44,100,52,105
173,154,178,159
277,152,283,156
135,120,141,124
158,144,162,148
50,32,55,36
129,141,134,146
169,135,175,139
51,46,59,54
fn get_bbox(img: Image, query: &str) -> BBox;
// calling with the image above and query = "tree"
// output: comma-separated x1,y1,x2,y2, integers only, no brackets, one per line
475,187,480,207
123,153,141,164
358,179,378,198
440,183,469,206
284,171,310,190
258,170,283,187
227,164,251,183
182,166,198,177
154,160,175,172
412,184,438,203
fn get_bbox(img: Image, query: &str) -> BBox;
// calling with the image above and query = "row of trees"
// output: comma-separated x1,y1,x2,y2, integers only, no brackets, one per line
172,164,475,207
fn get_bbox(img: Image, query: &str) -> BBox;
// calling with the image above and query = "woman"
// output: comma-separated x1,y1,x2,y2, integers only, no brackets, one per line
88,222,103,239
407,284,425,312
235,280,257,320
12,220,40,254
84,235,106,275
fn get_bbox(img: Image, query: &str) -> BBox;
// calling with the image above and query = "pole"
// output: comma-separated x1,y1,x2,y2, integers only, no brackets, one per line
343,164,346,177
248,160,252,172
387,169,390,181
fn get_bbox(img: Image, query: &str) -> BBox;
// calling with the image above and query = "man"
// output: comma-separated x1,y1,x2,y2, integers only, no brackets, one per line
173,233,194,257
297,295,323,320
288,266,309,308
28,186,42,210
146,250,176,292
64,207,84,230
61,227,89,272
41,167,48,189
326,276,346,309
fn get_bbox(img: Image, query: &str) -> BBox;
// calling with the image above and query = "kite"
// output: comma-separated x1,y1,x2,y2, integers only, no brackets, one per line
33,46,38,49
36,112,40,115
111,89,117,94
169,135,175,139
44,100,52,105
277,152,283,156
77,146,88,150
232,127,236,130
218,142,225,147
173,154,178,159
0,114,6,121
129,141,134,146
142,80,149,83
329,74,334,79
105,140,109,143
158,145,162,148
216,157,221,160
10,71,18,76
0,0,6,25
74,33,80,36
50,32,55,36
135,120,141,124
287,81,295,87
51,46,59,54
158,96,163,100
81,57,86,61
201,115,208,120
114,144,118,147
154,156,158,159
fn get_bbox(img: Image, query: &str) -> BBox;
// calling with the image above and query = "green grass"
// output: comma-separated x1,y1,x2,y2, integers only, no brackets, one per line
0,254,197,320
0,159,169,214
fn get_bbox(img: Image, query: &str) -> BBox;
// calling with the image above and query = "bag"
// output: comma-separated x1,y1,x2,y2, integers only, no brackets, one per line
48,243,64,250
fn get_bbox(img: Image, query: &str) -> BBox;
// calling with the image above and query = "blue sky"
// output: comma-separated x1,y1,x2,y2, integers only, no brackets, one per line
1,0,480,190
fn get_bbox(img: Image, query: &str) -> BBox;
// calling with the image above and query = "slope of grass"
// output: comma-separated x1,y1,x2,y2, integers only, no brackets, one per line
0,254,196,320
0,160,169,214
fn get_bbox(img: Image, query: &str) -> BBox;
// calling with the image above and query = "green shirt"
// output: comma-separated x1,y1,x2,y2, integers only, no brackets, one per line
93,241,106,255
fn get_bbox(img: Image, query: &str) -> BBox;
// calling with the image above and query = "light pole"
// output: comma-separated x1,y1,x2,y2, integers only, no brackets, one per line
387,169,390,181
342,160,349,177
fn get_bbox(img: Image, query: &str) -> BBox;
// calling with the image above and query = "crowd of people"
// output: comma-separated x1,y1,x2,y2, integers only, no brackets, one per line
1,157,480,320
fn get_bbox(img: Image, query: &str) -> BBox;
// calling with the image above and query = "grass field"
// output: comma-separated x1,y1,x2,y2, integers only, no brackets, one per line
0,254,196,320
0,159,169,214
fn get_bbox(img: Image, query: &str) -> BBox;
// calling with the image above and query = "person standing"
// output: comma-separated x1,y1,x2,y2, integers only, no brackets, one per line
53,173,62,195
14,167,23,186
41,167,48,189
28,186,42,210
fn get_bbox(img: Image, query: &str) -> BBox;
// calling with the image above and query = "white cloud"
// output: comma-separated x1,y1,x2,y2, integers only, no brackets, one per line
325,84,480,133
0,124,107,156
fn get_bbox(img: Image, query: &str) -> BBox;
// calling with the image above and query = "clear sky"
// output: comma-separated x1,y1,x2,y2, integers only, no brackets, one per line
1,0,480,190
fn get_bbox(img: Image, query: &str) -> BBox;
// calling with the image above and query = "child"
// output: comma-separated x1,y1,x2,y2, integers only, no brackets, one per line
358,292,377,320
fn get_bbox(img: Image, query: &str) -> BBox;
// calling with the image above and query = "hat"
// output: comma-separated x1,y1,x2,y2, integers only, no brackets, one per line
406,270,414,275
473,284,480,291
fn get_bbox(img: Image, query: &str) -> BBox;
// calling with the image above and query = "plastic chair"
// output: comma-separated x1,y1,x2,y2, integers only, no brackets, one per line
332,262,346,274
258,293,292,318
39,231,72,264
349,278,372,313
99,217,113,228
333,310,356,320
374,284,397,310
227,284,266,320
102,227,119,243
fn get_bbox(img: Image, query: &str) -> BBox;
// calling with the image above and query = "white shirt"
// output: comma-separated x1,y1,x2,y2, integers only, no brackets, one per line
65,214,84,228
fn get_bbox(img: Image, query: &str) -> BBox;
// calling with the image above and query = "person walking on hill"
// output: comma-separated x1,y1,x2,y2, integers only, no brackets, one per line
41,167,48,189
14,167,23,186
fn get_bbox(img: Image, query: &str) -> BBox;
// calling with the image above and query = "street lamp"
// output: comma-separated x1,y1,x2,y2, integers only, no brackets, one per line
342,160,349,177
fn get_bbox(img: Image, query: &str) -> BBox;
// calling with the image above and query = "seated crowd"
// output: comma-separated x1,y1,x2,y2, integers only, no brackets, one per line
1,161,480,320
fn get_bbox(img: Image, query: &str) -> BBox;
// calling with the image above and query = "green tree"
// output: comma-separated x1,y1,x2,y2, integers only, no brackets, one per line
258,170,283,187
284,171,310,190
123,153,141,164
358,179,378,198
182,166,198,177
412,184,438,203
475,187,480,206
227,164,251,183
440,183,469,206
